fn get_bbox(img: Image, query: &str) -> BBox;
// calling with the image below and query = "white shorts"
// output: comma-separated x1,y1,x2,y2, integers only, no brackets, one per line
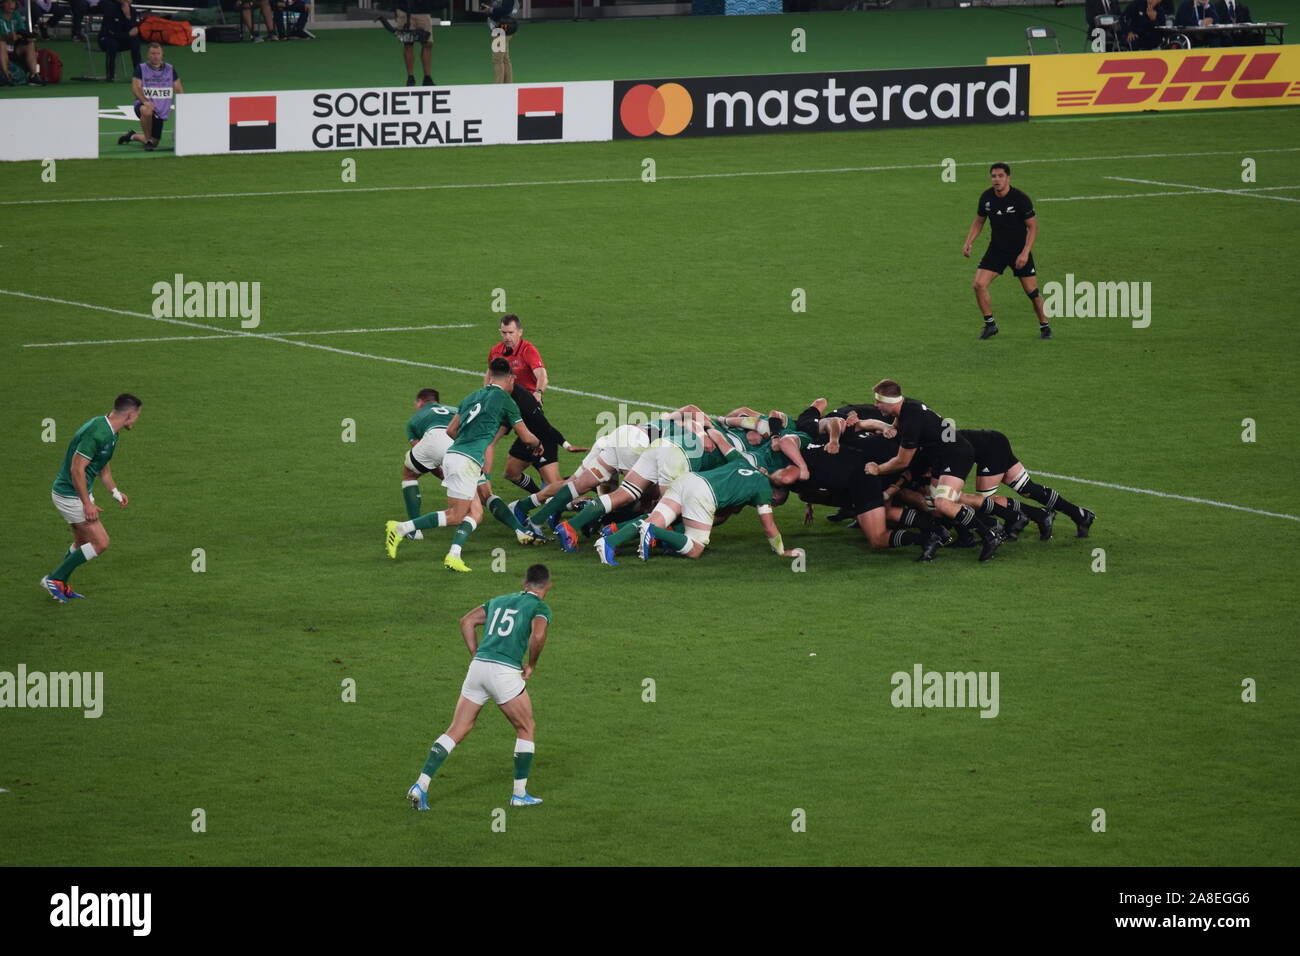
51,491,94,525
664,472,716,547
581,425,651,482
406,427,452,474
460,658,526,706
631,440,691,488
441,451,483,501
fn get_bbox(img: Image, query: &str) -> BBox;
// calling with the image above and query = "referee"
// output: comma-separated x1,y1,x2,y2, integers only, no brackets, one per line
962,162,1052,340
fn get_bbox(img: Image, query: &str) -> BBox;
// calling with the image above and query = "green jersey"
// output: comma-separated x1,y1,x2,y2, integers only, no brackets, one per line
756,425,814,472
448,384,522,466
52,416,119,498
474,590,553,670
698,458,774,511
405,401,457,442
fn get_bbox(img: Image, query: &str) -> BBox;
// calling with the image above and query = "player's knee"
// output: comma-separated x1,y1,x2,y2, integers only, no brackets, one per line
141,103,154,116
1025,287,1041,300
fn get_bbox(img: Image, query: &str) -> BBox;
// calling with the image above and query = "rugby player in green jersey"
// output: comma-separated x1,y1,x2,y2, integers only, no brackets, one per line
595,426,802,564
41,394,142,603
398,388,458,540
407,564,554,810
387,359,541,572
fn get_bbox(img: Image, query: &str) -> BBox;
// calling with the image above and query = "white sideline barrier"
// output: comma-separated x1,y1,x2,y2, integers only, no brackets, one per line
176,81,614,156
0,97,99,161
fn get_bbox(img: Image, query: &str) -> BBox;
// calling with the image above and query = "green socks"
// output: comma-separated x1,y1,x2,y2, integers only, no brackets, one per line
487,495,527,533
531,484,574,525
651,525,690,551
50,543,94,584
402,480,421,520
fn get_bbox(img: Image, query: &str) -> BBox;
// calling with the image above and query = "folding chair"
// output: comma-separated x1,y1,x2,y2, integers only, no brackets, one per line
1025,26,1061,56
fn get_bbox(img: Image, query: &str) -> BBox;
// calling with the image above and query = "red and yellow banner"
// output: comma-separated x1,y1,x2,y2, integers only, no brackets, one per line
988,47,1300,115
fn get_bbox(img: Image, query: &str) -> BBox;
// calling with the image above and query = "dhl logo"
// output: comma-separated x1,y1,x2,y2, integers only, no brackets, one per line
1055,52,1300,108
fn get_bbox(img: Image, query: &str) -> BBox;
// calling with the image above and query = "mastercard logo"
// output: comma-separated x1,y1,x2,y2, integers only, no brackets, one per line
619,83,693,137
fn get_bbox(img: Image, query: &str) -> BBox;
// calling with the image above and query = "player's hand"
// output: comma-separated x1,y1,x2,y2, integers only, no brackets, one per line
562,442,590,453
531,443,544,458
522,664,534,679
1015,253,1029,269
962,242,972,258
798,467,810,482
844,411,859,428
115,492,129,508
826,439,839,455
803,503,814,526
883,427,897,439
865,462,880,476
83,501,102,522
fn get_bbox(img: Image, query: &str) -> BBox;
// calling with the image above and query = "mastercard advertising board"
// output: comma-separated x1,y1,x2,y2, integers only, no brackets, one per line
988,47,1300,116
613,65,1028,139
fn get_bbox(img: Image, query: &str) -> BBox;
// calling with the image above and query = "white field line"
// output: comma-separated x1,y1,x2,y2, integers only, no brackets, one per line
1036,472,1300,523
3,146,1300,207
1041,184,1300,202
22,323,475,348
1105,176,1300,203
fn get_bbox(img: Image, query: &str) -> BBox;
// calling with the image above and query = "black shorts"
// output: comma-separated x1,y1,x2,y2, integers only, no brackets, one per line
978,247,1036,278
510,438,559,469
917,435,974,483
962,430,1019,480
134,102,167,138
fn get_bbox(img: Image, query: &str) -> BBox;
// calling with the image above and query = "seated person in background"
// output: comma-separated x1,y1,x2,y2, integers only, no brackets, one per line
1174,0,1216,45
275,0,314,39
0,0,46,86
99,0,143,81
236,0,278,42
1123,0,1173,50
1215,0,1260,44
1085,0,1126,50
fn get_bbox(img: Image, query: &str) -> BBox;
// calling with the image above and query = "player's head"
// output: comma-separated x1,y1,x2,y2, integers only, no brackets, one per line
989,162,1011,191
146,42,164,66
523,563,551,596
872,379,903,410
499,314,522,354
415,387,440,409
112,393,143,429
488,356,514,388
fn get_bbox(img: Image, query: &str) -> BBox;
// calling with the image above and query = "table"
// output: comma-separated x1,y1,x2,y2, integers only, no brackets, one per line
1155,21,1286,47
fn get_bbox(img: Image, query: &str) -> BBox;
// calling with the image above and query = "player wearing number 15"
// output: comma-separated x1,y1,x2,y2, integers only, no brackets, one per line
406,564,554,811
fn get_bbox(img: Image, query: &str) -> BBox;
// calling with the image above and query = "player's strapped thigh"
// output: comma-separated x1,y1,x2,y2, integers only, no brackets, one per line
51,491,94,525
930,482,964,503
673,473,716,536
579,448,614,484
409,428,452,473
441,451,483,500
460,659,526,706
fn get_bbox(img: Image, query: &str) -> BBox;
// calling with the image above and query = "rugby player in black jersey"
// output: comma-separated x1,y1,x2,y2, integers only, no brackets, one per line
958,429,1096,539
963,163,1052,340
864,380,1005,561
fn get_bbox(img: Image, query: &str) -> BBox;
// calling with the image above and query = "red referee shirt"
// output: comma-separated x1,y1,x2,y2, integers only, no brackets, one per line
488,340,544,392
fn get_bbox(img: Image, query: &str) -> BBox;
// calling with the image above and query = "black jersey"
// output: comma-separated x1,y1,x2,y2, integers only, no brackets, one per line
976,186,1035,251
892,398,948,451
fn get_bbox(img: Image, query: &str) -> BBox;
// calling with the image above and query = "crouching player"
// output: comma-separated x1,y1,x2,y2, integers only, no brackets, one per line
117,42,181,152
957,428,1095,539
399,388,457,539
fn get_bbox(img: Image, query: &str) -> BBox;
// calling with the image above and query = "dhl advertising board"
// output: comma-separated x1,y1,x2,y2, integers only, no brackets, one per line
988,47,1300,116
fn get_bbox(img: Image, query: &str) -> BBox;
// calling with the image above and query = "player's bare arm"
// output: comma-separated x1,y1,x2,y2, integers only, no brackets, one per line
963,215,985,257
460,605,487,656
522,617,548,679
776,434,811,481
1017,217,1038,268
869,445,916,476
70,456,101,523
758,507,797,557
100,464,128,507
445,413,462,440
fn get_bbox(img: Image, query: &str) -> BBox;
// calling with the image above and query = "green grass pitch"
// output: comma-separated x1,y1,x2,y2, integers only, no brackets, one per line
2,14,1299,867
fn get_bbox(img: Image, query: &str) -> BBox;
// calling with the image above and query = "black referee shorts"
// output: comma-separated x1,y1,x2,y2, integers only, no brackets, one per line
510,438,559,469
978,247,1036,278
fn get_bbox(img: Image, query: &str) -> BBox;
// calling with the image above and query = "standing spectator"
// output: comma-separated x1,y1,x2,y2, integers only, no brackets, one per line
99,0,143,82
1123,0,1173,50
1,0,45,86
392,0,435,86
235,0,278,42
487,314,546,402
275,0,314,40
116,41,181,151
481,0,517,84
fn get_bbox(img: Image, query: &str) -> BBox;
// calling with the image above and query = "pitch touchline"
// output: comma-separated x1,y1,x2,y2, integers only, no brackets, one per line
3,146,1298,207
1041,185,1300,202
6,286,1296,524
1105,175,1300,204
22,323,475,348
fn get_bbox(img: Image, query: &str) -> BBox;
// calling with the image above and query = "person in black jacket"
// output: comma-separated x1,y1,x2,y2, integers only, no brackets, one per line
1123,0,1173,49
99,0,142,81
